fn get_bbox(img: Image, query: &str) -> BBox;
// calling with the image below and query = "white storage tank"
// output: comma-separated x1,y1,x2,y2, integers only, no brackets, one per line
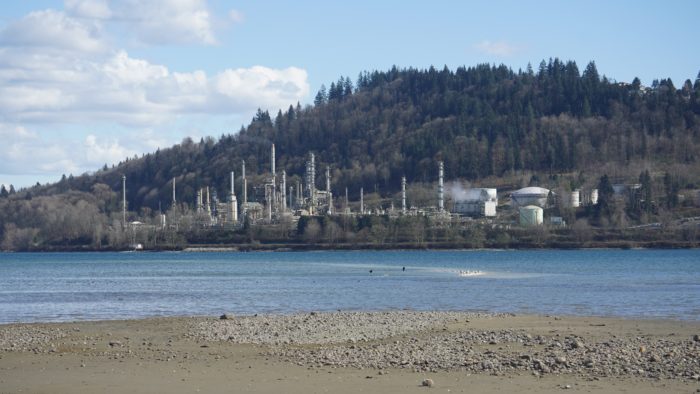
519,205,543,226
511,187,550,208
561,190,581,208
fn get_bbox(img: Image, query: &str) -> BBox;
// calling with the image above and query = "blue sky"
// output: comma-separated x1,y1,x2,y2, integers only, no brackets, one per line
1,0,699,189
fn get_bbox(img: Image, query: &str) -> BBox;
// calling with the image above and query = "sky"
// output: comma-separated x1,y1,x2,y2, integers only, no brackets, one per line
1,0,699,189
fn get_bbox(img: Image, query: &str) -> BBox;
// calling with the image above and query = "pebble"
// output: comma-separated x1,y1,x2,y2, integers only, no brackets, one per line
421,378,434,387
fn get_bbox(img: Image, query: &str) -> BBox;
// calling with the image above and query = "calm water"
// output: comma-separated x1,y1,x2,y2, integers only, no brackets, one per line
0,250,698,323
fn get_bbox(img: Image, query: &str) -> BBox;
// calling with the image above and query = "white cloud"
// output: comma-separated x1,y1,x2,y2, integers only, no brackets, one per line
474,40,521,57
0,9,106,53
0,3,311,186
65,0,112,19
108,0,217,45
84,134,135,166
0,123,80,176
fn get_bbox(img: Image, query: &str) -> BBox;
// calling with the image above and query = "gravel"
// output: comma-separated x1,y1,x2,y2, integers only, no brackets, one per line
0,325,67,353
191,311,700,380
189,311,501,345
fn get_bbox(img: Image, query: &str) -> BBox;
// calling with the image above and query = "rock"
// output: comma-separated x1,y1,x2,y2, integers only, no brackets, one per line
639,345,646,353
693,334,699,342
572,340,584,349
555,356,567,365
421,378,434,387
219,314,234,320
108,341,122,347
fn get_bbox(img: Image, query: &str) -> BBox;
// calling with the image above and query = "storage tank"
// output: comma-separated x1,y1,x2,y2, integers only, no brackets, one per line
511,187,550,208
519,205,543,226
564,189,580,208
590,189,599,205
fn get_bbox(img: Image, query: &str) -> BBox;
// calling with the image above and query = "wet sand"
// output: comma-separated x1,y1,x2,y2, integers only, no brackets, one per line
1,312,699,393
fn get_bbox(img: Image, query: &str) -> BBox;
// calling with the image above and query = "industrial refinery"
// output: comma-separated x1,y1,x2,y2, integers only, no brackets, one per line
121,143,602,231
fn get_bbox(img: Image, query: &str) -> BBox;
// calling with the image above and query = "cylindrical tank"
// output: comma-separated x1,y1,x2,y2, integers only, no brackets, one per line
570,189,580,208
519,205,543,226
511,187,550,208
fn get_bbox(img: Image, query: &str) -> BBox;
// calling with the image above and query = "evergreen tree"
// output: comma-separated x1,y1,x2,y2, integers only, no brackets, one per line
0,185,8,198
314,84,327,106
595,174,614,222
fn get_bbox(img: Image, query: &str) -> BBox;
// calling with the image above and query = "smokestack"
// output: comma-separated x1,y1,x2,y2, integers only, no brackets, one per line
242,160,247,204
289,186,293,210
310,153,316,215
271,143,276,175
206,186,211,214
281,170,287,212
402,176,406,214
438,161,444,212
360,187,364,215
326,166,331,193
230,171,238,223
310,153,315,194
122,175,126,228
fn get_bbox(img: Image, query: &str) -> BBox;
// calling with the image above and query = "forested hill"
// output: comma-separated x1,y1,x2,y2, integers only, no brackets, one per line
15,59,700,213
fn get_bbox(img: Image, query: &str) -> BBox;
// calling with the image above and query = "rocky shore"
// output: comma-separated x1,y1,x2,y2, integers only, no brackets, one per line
1,312,699,393
191,311,700,381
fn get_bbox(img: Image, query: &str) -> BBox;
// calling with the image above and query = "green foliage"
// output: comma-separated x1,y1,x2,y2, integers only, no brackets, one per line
3,59,700,249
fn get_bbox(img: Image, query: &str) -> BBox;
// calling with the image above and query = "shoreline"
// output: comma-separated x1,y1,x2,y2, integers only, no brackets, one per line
3,241,700,253
1,312,699,393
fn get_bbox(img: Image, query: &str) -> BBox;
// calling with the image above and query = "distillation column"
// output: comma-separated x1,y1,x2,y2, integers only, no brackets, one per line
438,161,444,212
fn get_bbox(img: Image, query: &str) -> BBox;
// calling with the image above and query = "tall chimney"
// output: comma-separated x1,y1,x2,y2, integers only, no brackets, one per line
326,166,331,193
206,186,211,214
271,143,276,175
360,187,364,215
438,161,444,212
402,176,406,214
281,170,287,212
122,175,126,228
230,171,237,223
242,160,247,204
310,153,316,215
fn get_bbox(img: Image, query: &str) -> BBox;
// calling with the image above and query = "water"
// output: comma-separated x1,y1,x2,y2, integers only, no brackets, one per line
0,250,698,323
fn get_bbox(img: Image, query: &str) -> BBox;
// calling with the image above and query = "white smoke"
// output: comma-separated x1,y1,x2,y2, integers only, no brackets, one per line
447,181,497,202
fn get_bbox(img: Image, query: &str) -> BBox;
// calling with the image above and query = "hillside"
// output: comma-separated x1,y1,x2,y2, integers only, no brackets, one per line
1,59,700,250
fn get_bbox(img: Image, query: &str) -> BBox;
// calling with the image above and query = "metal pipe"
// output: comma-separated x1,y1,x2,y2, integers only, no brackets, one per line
122,175,126,228
402,176,406,214
360,187,364,215
282,170,287,212
438,161,444,212
242,160,247,205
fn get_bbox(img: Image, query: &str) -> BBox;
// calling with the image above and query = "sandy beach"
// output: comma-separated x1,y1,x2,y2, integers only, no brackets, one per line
1,312,699,393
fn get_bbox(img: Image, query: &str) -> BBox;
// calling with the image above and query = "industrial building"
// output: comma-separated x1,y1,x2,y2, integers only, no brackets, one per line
141,142,608,233
453,188,497,217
